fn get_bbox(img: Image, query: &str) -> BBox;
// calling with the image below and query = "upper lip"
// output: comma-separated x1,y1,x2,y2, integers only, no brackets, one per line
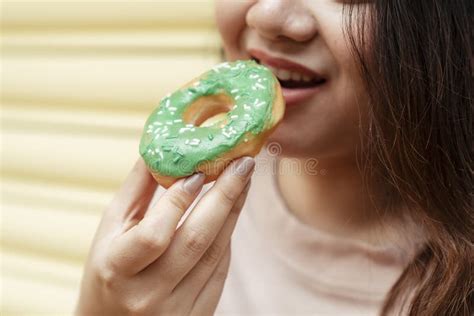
248,49,325,81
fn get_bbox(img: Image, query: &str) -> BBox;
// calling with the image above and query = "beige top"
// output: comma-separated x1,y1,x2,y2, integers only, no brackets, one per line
214,153,416,316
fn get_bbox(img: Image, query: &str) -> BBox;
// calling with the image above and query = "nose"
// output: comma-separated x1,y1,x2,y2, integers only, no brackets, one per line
246,0,317,43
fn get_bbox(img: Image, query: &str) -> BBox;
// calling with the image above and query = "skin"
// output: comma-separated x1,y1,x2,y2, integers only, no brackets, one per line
77,1,391,314
76,156,255,315
216,0,388,241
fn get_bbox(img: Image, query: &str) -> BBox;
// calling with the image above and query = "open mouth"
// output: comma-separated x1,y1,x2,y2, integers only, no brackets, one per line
252,57,326,89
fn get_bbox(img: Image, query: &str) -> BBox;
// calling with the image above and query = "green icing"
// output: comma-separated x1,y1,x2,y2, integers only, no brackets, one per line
139,60,277,177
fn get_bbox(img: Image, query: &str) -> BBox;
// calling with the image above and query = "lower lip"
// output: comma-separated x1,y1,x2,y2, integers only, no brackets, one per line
281,84,324,108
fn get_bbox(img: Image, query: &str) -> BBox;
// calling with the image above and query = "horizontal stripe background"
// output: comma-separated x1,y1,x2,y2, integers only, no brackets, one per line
1,1,220,314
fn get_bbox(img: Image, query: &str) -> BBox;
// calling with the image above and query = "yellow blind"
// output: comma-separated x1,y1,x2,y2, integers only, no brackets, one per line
1,1,220,314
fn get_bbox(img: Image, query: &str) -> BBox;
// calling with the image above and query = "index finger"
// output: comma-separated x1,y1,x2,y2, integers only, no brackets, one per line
106,157,158,223
147,156,255,285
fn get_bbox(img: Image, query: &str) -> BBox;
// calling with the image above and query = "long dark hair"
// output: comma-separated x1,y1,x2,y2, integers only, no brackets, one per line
344,0,473,315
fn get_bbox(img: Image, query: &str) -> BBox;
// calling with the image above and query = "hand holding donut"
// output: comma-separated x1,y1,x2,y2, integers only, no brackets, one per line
75,156,255,315
76,60,282,315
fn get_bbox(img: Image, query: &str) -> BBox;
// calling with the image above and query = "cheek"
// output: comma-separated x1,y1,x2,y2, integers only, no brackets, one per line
269,43,369,158
322,14,369,106
269,88,366,159
215,0,254,57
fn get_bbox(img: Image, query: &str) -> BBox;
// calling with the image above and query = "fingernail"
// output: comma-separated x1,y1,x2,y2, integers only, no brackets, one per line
182,173,205,194
234,157,255,177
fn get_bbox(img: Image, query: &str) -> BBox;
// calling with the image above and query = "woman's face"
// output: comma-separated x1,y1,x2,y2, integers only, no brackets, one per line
215,0,369,160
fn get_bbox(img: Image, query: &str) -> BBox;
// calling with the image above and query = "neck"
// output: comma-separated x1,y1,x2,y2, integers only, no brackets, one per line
276,154,396,245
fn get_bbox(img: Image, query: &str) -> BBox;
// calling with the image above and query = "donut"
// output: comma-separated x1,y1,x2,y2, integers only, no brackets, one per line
139,60,285,188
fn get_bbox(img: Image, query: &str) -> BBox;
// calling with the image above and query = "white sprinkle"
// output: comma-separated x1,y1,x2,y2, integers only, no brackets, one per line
173,119,182,123
255,101,265,108
243,104,251,111
157,111,163,115
244,113,251,118
185,139,190,145
189,138,201,146
166,121,173,125
252,86,256,90
165,99,171,108
232,104,237,110
186,124,194,128
162,133,169,138
223,126,237,136
235,95,241,100
250,74,259,79
255,83,265,89
222,131,232,138
231,89,239,93
212,62,231,73
230,115,238,119
168,106,177,111
158,151,164,159
153,122,162,125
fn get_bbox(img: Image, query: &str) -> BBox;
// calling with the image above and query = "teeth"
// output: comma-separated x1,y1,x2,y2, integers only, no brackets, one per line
259,60,323,84
291,72,302,81
277,69,291,80
265,64,316,82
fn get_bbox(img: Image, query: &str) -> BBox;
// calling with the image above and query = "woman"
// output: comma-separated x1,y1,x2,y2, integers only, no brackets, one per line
76,1,473,315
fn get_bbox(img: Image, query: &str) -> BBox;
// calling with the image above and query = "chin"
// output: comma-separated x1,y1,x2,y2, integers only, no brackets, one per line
266,119,357,160
266,123,315,158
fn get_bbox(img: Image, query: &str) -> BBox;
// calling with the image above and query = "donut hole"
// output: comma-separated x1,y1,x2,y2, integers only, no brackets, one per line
182,94,234,128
